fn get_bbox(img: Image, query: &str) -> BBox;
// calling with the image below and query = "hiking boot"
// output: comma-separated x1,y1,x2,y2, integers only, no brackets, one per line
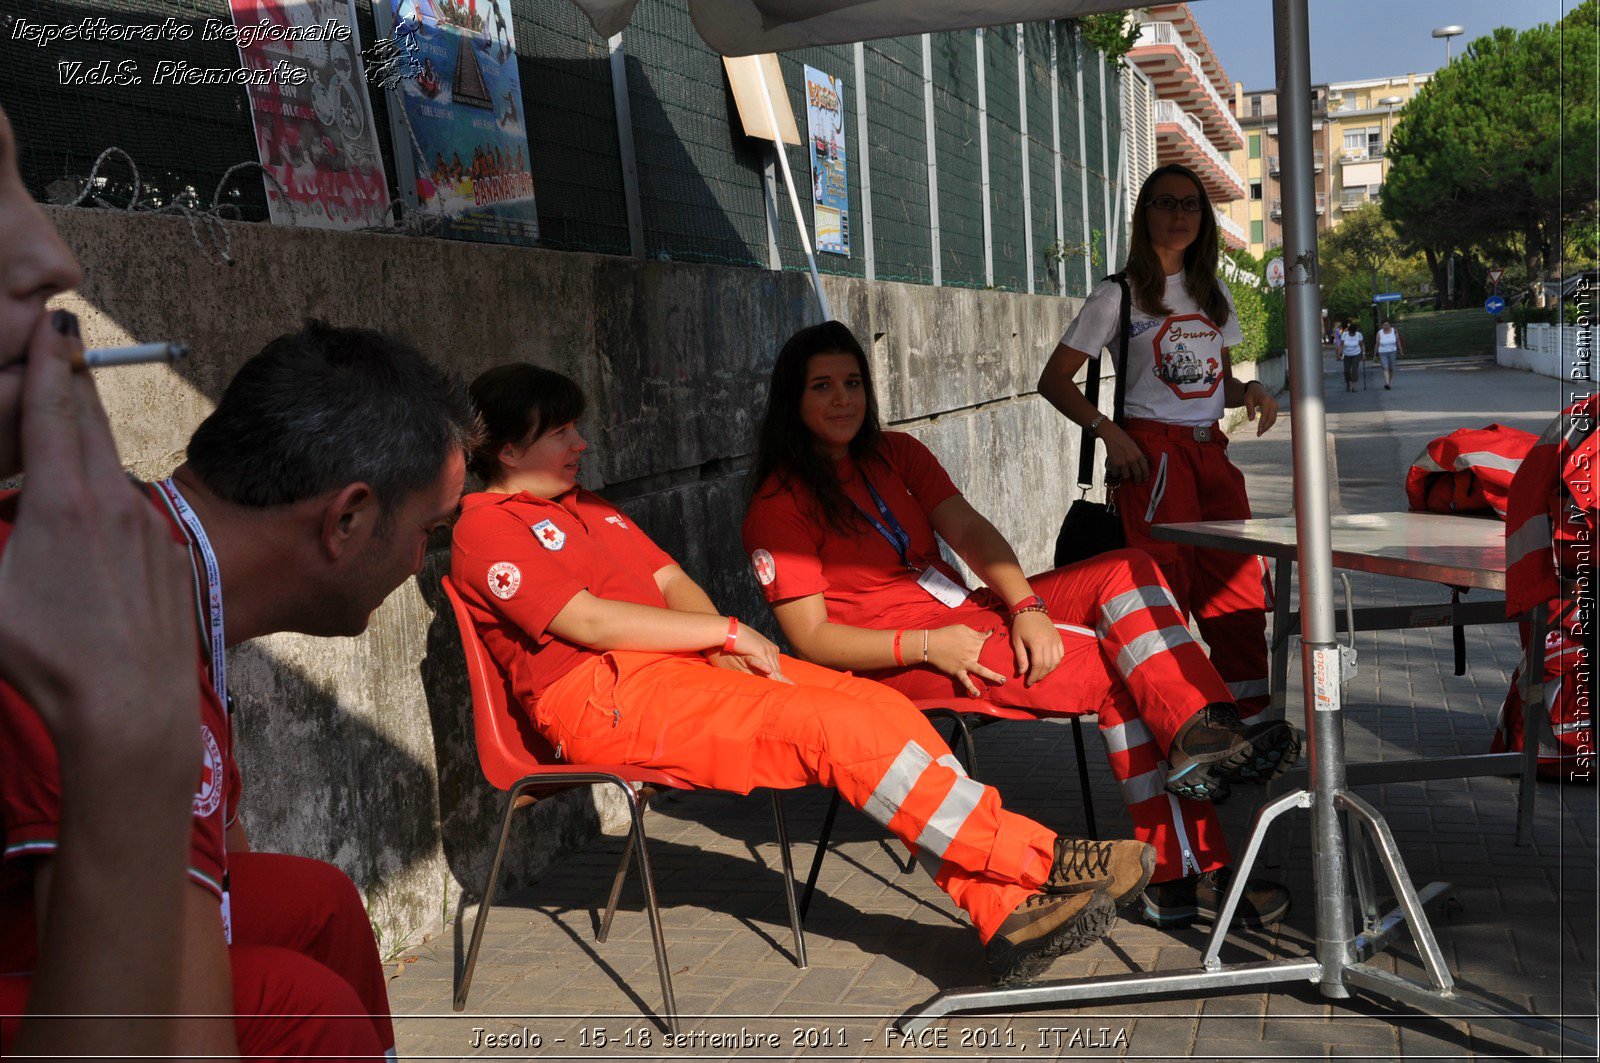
1164,703,1255,802
1044,836,1156,907
1142,868,1291,928
1233,715,1302,784
985,888,1117,986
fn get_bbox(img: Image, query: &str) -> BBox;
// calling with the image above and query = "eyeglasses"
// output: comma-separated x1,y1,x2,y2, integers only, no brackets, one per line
1149,195,1204,213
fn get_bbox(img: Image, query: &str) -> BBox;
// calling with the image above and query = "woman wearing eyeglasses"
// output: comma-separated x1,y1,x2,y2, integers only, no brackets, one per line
1037,166,1293,865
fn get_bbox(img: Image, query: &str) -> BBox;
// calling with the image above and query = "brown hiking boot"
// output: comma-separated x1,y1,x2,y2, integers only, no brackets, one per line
1233,716,1302,783
985,888,1116,986
1164,702,1256,801
1044,836,1157,907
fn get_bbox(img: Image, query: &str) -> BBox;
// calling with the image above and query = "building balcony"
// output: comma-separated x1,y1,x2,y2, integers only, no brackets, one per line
1155,99,1247,202
1216,208,1247,250
1144,4,1233,97
1267,152,1323,175
1129,22,1245,152
1269,194,1326,219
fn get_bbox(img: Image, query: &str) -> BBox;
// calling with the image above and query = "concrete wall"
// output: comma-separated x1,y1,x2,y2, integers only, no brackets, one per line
1497,322,1599,383
48,206,1105,955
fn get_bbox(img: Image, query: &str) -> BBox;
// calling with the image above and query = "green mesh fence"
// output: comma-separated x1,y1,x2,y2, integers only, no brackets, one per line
3,1,1128,294
983,25,1024,293
1023,23,1056,295
862,36,931,286
930,31,982,289
512,0,627,255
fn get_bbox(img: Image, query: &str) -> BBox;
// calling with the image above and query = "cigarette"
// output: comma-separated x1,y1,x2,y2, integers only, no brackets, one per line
71,342,191,371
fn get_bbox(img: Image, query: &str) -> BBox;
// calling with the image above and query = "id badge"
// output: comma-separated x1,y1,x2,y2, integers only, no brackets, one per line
221,888,233,945
917,566,970,608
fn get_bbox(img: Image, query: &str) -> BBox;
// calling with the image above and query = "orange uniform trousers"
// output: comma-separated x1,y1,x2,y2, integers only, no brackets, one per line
866,550,1233,884
534,652,1058,941
1115,422,1272,720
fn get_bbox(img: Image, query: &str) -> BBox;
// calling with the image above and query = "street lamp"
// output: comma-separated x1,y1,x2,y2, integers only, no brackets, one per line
1432,25,1464,66
1378,94,1402,156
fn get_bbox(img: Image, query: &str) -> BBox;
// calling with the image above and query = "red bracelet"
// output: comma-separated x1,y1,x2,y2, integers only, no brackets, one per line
892,629,906,666
723,617,740,654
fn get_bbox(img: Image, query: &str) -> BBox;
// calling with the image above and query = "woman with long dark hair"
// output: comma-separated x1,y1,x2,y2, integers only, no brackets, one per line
451,362,1163,985
743,320,1295,928
1039,164,1289,835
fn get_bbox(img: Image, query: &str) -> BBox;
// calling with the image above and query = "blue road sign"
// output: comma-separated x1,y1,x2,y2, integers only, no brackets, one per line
1373,292,1403,302
1485,295,1506,314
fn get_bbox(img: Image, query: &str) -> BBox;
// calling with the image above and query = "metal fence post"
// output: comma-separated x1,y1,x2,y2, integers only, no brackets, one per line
1050,23,1066,297
1075,31,1092,292
1018,25,1034,295
976,29,994,287
854,42,875,281
607,33,644,259
1099,50,1113,274
922,34,942,287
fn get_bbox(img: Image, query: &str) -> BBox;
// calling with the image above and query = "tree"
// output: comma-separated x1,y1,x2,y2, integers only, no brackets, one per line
1384,4,1599,307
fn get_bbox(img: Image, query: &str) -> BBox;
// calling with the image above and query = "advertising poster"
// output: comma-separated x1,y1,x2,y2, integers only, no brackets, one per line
378,0,537,246
229,0,391,229
803,64,849,257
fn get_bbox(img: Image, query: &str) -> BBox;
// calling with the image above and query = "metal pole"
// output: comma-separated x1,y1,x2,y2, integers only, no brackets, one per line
922,34,943,287
1273,0,1352,999
753,59,833,321
1049,24,1066,296
854,42,875,281
1075,32,1092,291
976,29,995,287
607,33,645,259
1018,25,1034,295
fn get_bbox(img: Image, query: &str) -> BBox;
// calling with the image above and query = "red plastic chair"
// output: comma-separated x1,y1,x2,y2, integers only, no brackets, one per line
798,699,1098,919
440,579,806,1032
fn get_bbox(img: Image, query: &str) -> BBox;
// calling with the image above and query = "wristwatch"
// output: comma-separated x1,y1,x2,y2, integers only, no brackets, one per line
1087,413,1107,435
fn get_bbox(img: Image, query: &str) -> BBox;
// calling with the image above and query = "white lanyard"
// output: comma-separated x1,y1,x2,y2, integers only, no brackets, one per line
156,478,226,701
155,478,233,943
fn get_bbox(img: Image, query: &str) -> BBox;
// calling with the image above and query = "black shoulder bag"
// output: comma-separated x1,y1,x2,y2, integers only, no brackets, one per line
1052,272,1132,569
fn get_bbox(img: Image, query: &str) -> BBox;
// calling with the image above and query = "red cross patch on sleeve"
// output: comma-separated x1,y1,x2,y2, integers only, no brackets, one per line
531,519,567,551
488,561,522,599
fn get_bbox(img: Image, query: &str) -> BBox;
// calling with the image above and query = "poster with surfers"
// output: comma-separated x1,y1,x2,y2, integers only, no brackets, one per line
803,64,849,256
227,0,391,229
377,0,537,245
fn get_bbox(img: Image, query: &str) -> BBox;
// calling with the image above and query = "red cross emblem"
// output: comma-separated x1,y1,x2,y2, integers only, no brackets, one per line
751,548,776,587
488,562,521,599
531,519,566,551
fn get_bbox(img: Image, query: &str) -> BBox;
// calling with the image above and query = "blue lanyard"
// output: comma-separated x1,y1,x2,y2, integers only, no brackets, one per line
850,473,916,571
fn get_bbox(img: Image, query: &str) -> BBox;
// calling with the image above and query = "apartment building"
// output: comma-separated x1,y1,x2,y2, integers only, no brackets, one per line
1124,3,1248,253
1228,73,1430,260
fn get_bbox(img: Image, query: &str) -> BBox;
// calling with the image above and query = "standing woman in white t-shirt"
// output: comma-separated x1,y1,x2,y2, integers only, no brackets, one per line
1374,318,1402,389
1339,320,1365,392
1038,163,1285,739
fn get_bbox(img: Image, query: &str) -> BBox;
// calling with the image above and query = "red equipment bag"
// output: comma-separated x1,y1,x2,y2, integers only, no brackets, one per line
1405,424,1539,519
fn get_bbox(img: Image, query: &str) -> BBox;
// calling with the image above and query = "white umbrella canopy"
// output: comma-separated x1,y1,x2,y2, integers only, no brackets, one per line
569,0,1141,55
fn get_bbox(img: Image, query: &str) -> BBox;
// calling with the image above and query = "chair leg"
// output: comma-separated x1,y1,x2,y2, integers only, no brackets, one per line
1071,716,1098,841
454,783,528,1011
597,825,637,944
618,783,678,1035
770,791,808,968
799,788,843,921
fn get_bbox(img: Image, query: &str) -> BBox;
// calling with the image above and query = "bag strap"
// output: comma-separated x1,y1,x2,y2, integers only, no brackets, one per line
1075,272,1132,490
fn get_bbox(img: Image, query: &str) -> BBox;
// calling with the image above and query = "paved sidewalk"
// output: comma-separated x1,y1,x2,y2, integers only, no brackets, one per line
389,354,1597,1060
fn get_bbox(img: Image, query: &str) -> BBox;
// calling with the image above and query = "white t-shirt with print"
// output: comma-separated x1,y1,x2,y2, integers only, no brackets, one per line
1060,272,1244,427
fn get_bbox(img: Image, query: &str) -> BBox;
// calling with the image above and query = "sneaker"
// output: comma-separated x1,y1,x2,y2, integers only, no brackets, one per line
1233,716,1302,783
1165,703,1255,802
1044,837,1156,907
1384,384,1392,390
985,888,1117,985
1142,868,1291,928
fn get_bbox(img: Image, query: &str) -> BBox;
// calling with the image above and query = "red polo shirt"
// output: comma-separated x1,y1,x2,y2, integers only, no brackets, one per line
450,489,677,708
741,432,979,630
0,489,239,977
